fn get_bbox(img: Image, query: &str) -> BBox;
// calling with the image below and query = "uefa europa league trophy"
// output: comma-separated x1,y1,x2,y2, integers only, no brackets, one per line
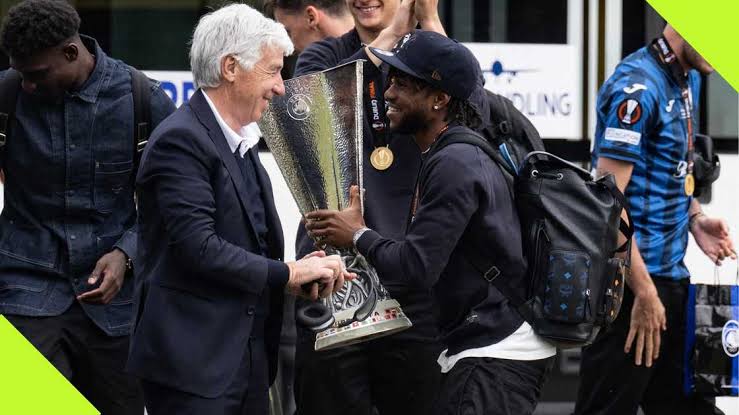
257,60,412,351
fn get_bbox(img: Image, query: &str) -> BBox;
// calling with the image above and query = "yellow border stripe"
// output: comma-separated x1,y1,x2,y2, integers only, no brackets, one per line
647,0,739,92
0,316,98,414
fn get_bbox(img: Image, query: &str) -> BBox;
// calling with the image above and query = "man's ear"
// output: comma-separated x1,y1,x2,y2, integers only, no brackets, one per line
434,92,451,110
221,55,239,83
306,5,320,30
62,43,79,62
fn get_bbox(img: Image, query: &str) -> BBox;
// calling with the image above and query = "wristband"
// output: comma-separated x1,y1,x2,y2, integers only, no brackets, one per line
689,211,705,229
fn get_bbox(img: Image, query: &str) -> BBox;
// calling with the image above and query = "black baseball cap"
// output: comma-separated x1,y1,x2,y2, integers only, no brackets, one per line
369,30,484,102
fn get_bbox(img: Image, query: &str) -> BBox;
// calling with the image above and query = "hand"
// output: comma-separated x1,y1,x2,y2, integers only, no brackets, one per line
691,215,736,265
77,249,128,304
285,253,355,300
365,0,417,67
387,0,417,38
304,185,365,248
624,289,666,367
415,0,446,34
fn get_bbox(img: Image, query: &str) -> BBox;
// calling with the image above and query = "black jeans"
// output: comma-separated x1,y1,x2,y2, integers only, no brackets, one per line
294,333,443,415
434,356,553,415
575,277,724,415
5,301,143,415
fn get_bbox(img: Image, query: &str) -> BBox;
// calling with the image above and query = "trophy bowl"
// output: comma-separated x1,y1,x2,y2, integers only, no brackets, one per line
257,60,412,351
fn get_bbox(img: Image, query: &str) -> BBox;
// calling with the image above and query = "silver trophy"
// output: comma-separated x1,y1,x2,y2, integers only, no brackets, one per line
258,60,412,351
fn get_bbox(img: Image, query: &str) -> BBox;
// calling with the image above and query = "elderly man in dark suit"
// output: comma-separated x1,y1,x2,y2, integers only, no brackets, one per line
126,4,350,415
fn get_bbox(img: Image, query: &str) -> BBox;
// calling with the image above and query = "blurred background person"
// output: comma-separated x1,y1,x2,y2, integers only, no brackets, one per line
266,0,354,53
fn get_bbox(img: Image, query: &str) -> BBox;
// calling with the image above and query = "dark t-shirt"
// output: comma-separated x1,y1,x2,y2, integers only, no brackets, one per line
294,29,438,342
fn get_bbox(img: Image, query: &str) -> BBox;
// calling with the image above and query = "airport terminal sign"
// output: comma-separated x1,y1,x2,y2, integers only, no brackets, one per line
465,43,582,140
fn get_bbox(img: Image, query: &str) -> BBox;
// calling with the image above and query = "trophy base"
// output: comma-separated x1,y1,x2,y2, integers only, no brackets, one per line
314,299,412,351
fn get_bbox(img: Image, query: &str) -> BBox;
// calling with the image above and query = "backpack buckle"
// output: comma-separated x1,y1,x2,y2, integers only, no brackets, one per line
483,266,501,282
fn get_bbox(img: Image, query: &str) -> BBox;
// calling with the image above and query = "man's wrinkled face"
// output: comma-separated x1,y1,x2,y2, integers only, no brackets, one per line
345,0,399,33
11,43,80,100
274,8,319,53
234,47,286,124
384,70,434,134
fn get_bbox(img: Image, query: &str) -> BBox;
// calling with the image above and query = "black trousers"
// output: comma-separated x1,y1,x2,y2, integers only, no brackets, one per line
294,333,443,415
141,335,269,415
434,356,553,415
575,277,724,415
5,301,143,415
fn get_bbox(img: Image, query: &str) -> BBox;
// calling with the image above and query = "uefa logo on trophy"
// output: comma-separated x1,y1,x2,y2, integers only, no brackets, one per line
287,94,312,121
258,60,412,351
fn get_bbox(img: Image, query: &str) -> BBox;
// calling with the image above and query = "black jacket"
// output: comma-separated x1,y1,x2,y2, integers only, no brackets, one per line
127,90,288,398
356,125,526,354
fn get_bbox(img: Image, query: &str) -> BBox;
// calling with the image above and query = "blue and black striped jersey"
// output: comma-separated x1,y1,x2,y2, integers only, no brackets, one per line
592,46,701,280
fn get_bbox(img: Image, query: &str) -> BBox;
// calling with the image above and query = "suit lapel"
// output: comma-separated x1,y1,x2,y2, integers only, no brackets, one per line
249,150,285,261
190,90,262,242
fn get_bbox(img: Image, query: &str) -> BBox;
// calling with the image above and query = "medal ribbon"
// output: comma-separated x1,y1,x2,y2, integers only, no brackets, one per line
648,37,695,185
366,77,388,148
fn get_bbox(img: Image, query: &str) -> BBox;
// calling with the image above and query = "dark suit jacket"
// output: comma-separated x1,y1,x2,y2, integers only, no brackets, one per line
126,89,288,398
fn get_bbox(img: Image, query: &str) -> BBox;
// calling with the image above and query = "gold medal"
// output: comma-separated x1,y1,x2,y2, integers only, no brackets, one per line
370,146,394,171
684,173,695,196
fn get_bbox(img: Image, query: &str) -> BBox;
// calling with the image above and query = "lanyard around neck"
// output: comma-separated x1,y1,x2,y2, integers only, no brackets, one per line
648,37,695,176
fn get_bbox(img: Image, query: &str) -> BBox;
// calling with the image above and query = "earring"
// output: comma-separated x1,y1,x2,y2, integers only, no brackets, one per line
433,105,439,110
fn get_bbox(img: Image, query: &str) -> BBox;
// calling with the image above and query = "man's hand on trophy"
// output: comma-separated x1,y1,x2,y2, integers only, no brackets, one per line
305,185,365,248
286,253,354,300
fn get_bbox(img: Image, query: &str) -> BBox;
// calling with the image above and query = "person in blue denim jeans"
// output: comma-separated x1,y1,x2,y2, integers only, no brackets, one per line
0,1,175,413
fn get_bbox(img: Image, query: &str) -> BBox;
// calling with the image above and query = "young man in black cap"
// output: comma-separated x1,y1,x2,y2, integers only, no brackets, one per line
290,2,446,415
306,30,556,415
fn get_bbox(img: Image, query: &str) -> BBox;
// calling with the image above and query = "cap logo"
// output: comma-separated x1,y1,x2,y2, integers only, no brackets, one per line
431,70,442,81
394,33,412,51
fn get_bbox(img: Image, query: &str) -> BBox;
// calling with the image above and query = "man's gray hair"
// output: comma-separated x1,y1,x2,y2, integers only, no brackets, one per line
190,3,294,89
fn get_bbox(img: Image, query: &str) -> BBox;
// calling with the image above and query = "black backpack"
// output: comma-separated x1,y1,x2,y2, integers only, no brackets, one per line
475,90,545,185
428,94,634,349
0,67,152,169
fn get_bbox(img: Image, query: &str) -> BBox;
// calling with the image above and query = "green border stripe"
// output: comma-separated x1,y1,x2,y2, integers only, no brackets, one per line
0,316,98,414
647,0,739,92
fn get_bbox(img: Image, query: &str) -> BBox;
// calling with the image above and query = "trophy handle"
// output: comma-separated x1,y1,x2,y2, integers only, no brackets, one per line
296,248,380,332
296,301,335,331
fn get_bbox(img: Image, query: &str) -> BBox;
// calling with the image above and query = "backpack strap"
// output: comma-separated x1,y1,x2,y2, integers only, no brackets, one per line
130,67,152,170
600,177,635,256
0,70,22,153
424,127,532,315
431,126,516,192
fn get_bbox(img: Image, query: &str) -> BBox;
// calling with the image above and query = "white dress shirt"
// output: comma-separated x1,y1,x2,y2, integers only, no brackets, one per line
202,90,262,156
